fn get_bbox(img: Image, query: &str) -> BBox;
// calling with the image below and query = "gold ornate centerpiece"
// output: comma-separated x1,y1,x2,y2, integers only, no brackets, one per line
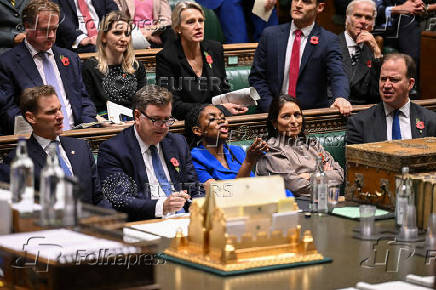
164,176,327,273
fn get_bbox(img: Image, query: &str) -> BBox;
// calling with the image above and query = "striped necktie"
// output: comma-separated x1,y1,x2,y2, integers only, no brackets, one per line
10,0,15,6
351,46,361,66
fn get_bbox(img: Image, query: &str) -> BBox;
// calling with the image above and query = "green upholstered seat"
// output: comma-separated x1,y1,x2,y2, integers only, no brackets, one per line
308,131,346,170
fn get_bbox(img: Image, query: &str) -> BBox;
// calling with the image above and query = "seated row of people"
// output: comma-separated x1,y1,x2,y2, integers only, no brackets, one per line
2,50,436,222
0,0,427,137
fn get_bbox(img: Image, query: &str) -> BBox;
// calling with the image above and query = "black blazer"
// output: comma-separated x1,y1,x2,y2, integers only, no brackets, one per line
338,32,381,105
4,135,102,205
155,39,230,120
346,102,436,144
53,0,118,51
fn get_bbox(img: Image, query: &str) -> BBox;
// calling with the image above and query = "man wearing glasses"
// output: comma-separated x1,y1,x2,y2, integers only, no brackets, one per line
98,85,202,221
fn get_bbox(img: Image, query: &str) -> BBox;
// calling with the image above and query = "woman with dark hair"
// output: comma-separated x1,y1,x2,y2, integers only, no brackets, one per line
82,11,147,116
156,1,247,120
256,95,344,196
185,104,267,187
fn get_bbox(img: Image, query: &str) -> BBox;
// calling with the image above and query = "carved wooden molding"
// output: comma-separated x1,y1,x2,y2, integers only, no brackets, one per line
78,43,258,72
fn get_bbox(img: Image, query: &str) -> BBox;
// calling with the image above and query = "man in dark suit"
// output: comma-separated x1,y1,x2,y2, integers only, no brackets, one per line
4,85,103,205
375,0,424,73
346,53,436,144
98,85,202,221
52,0,118,53
0,0,29,55
338,0,382,105
249,0,351,115
0,0,97,135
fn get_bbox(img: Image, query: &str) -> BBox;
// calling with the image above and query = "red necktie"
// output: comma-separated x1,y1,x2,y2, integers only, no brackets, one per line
77,0,98,37
288,29,302,98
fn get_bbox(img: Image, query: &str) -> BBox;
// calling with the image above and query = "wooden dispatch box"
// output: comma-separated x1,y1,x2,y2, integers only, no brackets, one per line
346,137,436,209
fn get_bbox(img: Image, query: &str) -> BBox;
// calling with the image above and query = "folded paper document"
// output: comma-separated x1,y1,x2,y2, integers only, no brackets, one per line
212,87,260,107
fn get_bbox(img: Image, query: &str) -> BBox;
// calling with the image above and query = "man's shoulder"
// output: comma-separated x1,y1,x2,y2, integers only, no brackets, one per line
52,46,79,60
0,44,24,64
351,103,383,121
316,25,340,41
60,136,88,147
163,132,188,145
101,126,134,147
263,23,289,36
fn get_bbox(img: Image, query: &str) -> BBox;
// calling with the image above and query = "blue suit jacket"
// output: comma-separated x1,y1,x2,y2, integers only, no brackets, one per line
0,43,97,134
4,135,102,205
249,23,349,112
194,0,224,10
346,102,436,144
53,0,118,51
97,126,203,221
0,0,28,53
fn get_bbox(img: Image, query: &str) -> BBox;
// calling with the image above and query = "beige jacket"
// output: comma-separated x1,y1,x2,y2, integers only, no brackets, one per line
256,135,344,196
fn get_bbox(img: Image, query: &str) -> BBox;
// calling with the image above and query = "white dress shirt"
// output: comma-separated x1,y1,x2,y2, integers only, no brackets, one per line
344,31,364,58
25,41,75,128
134,127,174,218
73,0,100,47
281,21,315,94
33,134,73,174
384,100,412,141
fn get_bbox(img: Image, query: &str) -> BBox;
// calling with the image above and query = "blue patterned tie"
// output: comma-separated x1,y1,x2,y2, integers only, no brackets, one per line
149,145,185,213
149,145,172,197
39,52,71,130
392,109,402,140
51,141,72,176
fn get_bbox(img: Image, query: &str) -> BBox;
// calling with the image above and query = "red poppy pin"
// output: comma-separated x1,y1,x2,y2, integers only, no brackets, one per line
318,152,325,163
204,51,213,68
416,118,425,134
310,36,319,45
60,55,70,66
170,157,180,172
367,60,372,68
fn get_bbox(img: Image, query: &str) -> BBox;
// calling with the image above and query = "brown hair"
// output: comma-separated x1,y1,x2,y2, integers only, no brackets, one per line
20,85,57,117
132,85,173,112
22,0,60,27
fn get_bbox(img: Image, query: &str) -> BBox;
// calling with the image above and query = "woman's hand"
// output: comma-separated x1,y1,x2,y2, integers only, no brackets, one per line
245,137,268,164
299,173,311,180
222,103,248,115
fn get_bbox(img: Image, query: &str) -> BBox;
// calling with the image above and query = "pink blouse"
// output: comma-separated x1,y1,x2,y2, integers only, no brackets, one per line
134,0,153,28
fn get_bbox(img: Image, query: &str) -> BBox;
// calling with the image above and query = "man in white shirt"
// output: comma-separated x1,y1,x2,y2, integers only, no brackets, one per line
249,0,352,115
0,0,97,135
4,85,102,205
53,0,118,53
346,53,436,144
338,0,382,105
98,85,202,221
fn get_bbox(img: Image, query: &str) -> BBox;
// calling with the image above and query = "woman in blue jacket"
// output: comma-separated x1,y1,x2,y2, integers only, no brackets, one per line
184,104,267,187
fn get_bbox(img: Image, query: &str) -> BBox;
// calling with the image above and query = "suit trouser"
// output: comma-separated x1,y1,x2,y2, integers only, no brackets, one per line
214,0,249,43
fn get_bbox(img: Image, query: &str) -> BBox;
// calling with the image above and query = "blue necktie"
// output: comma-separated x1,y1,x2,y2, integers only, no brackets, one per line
39,52,71,130
149,145,172,197
51,141,72,176
392,109,402,140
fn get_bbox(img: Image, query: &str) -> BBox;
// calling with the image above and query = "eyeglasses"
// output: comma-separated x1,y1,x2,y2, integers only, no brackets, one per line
140,110,176,127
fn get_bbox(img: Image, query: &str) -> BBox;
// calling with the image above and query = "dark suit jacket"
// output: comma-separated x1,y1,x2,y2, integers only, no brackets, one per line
53,0,118,51
0,43,97,134
97,126,203,221
4,135,102,205
338,32,381,105
0,0,28,53
249,22,349,112
346,102,436,144
155,39,230,120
